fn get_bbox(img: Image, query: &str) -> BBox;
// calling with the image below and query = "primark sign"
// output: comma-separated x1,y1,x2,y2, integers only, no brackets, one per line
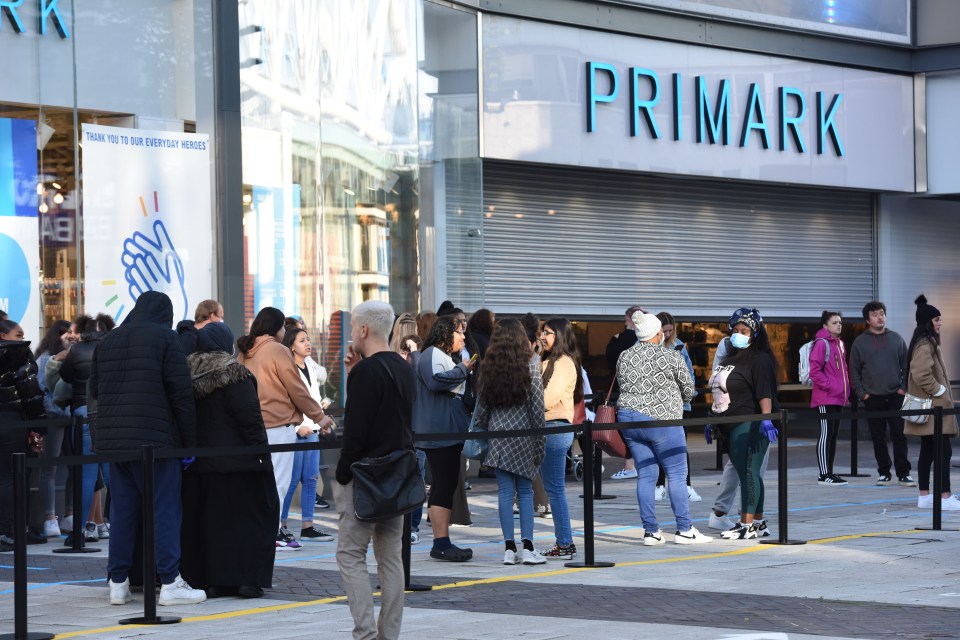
1,0,70,38
481,16,915,192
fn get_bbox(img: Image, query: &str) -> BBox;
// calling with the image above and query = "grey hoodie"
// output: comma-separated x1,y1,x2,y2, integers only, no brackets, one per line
849,329,907,399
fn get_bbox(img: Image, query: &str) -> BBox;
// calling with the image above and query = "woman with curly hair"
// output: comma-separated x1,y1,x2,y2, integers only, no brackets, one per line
413,315,476,562
538,317,582,559
472,319,546,565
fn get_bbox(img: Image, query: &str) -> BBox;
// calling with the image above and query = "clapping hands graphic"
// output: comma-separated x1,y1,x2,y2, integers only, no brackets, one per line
121,219,189,322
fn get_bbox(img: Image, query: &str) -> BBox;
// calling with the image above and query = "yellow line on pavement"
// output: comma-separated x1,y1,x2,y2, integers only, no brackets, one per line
51,529,923,639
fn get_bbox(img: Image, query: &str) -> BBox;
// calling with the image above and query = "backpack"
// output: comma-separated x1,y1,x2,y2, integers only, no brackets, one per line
798,338,830,385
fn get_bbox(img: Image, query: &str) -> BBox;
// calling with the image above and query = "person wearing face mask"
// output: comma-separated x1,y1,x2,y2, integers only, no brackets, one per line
616,313,709,545
708,308,779,540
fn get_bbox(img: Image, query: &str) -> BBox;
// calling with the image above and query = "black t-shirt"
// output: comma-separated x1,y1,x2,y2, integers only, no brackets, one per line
336,351,416,485
297,362,310,386
715,351,777,430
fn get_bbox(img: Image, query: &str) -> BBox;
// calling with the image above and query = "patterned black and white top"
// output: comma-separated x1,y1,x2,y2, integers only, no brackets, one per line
616,342,695,421
472,358,546,480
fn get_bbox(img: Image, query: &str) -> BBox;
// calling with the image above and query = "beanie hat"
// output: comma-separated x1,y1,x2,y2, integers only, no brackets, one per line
729,307,762,333
198,322,235,354
631,312,662,342
915,294,941,326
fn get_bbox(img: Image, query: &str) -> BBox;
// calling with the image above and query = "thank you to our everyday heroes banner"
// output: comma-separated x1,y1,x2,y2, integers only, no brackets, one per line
82,124,212,326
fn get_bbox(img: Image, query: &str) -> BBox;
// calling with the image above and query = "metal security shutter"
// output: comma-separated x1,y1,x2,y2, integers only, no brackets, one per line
476,160,874,319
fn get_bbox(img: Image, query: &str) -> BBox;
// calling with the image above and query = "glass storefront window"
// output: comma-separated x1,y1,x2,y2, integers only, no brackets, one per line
239,0,422,408
0,1,215,344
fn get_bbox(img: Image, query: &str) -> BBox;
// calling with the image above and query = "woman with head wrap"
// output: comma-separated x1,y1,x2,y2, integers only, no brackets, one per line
179,322,279,598
708,308,779,540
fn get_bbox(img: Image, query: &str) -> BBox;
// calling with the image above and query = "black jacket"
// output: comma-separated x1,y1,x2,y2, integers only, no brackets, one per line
90,291,197,451
0,340,45,420
187,351,273,474
59,333,104,411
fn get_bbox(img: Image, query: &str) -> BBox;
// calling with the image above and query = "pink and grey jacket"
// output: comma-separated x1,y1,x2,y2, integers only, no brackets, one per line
809,327,851,408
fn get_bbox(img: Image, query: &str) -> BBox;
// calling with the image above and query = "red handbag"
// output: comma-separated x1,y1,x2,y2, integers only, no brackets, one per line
592,377,627,458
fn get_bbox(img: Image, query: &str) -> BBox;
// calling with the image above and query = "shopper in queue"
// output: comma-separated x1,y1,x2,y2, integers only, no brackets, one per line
617,312,710,545
904,295,959,510
708,308,778,540
237,307,336,551
809,310,851,486
412,314,476,561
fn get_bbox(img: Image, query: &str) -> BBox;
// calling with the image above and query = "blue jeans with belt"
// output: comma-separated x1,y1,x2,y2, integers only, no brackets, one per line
617,408,692,534
540,424,574,547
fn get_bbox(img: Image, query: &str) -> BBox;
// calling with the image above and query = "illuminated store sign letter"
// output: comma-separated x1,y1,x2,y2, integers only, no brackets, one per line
672,73,682,141
739,82,770,149
778,87,806,153
586,61,618,133
695,76,730,145
0,0,69,37
629,67,661,139
0,0,25,33
817,92,844,156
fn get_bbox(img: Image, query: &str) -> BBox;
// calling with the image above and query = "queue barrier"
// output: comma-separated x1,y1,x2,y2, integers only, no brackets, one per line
2,403,958,639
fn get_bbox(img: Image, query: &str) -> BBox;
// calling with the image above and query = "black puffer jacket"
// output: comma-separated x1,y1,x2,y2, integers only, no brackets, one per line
187,350,273,474
0,340,45,420
59,332,104,411
90,292,197,451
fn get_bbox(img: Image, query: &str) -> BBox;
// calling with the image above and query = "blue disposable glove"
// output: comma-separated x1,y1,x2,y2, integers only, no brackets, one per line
761,420,778,443
704,424,714,445
181,456,195,470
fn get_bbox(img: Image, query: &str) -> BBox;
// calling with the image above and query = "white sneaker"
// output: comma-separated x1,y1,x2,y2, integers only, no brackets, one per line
98,523,111,539
918,494,934,508
942,495,960,511
687,485,702,502
674,526,713,544
708,512,736,531
59,515,73,534
611,468,637,480
643,530,665,546
654,485,666,501
410,531,420,545
503,549,518,565
43,519,60,538
159,575,207,606
109,578,132,605
521,548,546,565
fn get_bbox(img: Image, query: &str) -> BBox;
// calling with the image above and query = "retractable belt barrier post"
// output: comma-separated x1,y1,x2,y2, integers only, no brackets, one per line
840,396,868,478
591,444,615,500
401,513,430,592
53,416,99,555
916,406,954,533
565,421,614,569
760,409,805,546
0,452,55,640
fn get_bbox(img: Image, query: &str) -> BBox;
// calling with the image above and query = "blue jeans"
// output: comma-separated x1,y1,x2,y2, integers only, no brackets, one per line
617,408,692,533
281,432,320,524
540,425,574,546
72,406,98,525
495,469,534,543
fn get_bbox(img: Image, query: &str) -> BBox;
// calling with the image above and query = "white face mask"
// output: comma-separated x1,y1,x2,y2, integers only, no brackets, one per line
730,333,751,349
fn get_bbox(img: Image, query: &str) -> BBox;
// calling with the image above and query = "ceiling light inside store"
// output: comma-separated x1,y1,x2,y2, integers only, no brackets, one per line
515,214,524,219
52,182,62,190
242,194,252,204
547,210,555,215
344,188,356,196
53,193,64,204
36,183,44,195
39,203,49,214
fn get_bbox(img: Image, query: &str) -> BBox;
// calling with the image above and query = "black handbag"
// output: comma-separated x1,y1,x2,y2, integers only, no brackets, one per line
351,449,426,522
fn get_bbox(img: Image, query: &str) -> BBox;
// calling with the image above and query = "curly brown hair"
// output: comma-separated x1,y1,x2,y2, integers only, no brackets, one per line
478,319,531,409
423,315,460,355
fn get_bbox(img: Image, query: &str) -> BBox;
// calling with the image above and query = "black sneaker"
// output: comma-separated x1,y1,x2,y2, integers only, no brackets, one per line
720,522,758,540
314,495,331,509
26,528,47,545
542,543,576,559
754,520,771,537
300,526,335,541
429,544,473,562
279,526,296,543
0,534,14,552
898,475,917,487
818,474,848,486
876,475,892,485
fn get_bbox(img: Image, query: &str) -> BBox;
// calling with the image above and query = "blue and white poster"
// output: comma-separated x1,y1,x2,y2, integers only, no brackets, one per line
0,118,40,343
81,124,212,326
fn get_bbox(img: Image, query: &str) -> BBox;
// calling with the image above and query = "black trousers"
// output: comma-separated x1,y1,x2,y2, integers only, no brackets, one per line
864,393,911,477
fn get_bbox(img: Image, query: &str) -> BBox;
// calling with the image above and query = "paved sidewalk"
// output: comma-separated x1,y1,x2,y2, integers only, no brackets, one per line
3,437,959,639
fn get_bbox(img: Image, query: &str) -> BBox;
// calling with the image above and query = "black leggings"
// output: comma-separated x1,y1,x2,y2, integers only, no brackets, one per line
816,405,842,475
424,444,463,509
917,435,953,493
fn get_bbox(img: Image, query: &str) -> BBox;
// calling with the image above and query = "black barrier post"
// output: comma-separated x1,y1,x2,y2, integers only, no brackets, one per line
840,396,868,478
565,422,614,569
760,409,805,546
53,416,99,555
120,446,180,625
579,428,615,501
401,512,431,592
0,453,55,640
919,406,946,532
